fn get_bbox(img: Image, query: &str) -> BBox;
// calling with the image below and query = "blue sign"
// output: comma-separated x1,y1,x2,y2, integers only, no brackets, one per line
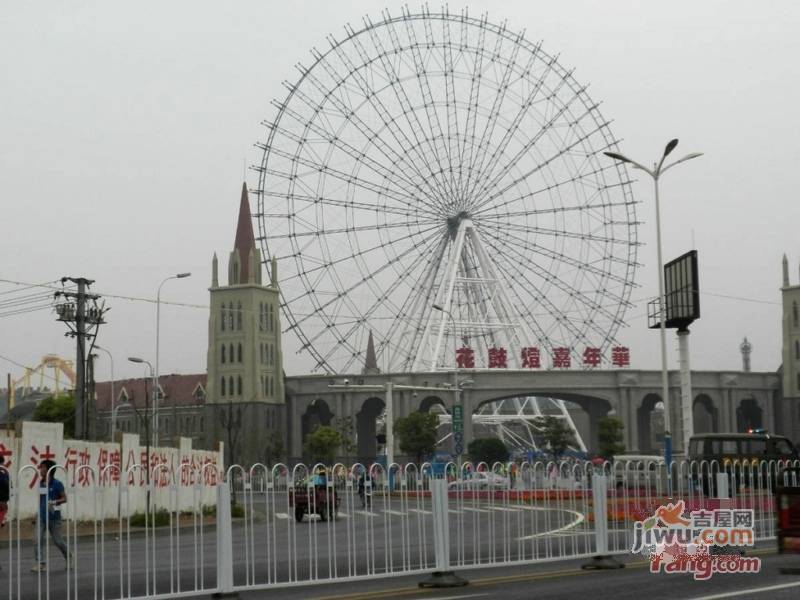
454,443,464,455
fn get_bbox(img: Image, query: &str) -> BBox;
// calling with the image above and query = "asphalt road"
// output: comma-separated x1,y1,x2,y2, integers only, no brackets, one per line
0,491,587,598
238,549,800,600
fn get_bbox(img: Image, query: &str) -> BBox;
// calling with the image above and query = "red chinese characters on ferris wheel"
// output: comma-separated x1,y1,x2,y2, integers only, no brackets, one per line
552,347,572,368
487,347,508,368
455,346,475,369
611,346,631,367
582,347,602,367
521,347,541,368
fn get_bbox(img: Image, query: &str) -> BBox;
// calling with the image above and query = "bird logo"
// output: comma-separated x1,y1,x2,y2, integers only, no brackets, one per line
656,500,690,527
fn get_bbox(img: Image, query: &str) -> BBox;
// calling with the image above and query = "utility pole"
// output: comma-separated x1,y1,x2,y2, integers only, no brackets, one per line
54,277,107,440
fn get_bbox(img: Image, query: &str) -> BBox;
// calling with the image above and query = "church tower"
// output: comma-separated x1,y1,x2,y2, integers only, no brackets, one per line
780,253,800,442
205,183,285,466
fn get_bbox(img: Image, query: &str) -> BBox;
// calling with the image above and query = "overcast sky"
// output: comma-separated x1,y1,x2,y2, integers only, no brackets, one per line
1,0,798,384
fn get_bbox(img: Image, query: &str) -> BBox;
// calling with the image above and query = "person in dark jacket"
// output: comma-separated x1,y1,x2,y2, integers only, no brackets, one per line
0,455,9,527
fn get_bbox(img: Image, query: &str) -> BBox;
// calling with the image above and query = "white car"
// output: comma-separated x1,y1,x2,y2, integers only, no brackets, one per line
448,471,508,490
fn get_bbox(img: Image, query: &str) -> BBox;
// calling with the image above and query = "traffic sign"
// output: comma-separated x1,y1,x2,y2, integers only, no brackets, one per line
452,404,463,433
454,443,464,455
453,432,463,444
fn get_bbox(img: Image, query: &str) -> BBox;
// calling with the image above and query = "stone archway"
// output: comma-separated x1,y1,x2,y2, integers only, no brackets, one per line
638,394,663,454
356,396,385,463
693,394,718,433
301,398,333,453
736,398,762,432
419,395,447,413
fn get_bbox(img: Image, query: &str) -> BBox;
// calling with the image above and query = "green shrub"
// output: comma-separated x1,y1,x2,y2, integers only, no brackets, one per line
129,508,171,528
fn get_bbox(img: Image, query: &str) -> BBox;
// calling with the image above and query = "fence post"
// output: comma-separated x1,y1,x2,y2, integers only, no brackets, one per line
582,472,624,570
213,481,239,598
419,463,467,588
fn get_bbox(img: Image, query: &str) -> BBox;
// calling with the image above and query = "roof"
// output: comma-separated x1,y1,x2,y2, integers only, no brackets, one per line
233,182,255,282
94,373,207,411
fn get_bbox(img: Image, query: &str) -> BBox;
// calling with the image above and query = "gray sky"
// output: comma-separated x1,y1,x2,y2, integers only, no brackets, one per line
1,0,798,382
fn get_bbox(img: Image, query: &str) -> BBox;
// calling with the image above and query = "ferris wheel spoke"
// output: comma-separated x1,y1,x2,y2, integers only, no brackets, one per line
399,13,458,203
318,230,447,371
363,17,455,209
485,226,630,331
257,189,437,221
286,224,445,329
463,28,524,199
485,241,596,347
485,247,579,347
261,145,429,214
265,98,445,214
473,196,636,221
324,29,453,210
459,14,488,206
440,16,463,201
479,219,635,296
470,81,593,210
464,46,546,203
301,59,449,212
475,218,637,248
470,166,634,218
266,217,440,241
476,117,612,212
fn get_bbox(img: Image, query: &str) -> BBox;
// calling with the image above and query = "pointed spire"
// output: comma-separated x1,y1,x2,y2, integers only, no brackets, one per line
212,252,219,288
783,253,790,287
270,256,278,288
362,330,379,374
234,182,256,284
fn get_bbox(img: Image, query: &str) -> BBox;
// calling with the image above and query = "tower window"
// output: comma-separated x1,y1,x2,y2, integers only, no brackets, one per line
228,302,235,329
229,376,234,397
796,340,800,359
221,307,226,331
229,344,234,363
269,305,274,332
221,378,226,397
259,303,264,331
237,376,243,396
795,301,799,327
221,345,226,364
238,343,243,363
237,302,243,330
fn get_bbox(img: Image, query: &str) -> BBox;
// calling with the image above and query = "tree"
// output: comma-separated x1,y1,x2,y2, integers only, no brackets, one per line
598,416,625,459
33,394,75,438
467,437,509,466
536,416,576,461
394,411,439,464
304,425,342,464
263,430,285,468
332,416,357,458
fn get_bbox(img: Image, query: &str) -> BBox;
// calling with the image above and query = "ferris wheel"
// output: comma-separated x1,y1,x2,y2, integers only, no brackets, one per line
255,7,639,380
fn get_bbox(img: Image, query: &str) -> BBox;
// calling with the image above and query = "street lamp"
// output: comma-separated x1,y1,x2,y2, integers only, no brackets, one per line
604,139,702,477
128,357,153,490
432,304,466,461
154,272,191,446
95,345,115,440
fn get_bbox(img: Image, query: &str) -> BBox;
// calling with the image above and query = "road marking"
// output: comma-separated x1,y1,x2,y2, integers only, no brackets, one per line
353,510,378,517
461,507,492,513
408,508,432,515
489,506,520,512
689,581,800,599
383,509,406,516
337,511,349,518
274,512,288,519
516,508,585,540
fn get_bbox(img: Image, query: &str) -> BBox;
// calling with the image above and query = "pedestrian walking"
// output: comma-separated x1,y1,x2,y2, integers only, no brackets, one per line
0,455,10,527
31,460,70,572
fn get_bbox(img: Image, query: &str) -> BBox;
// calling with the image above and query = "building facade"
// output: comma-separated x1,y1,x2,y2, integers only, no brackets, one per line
781,254,800,441
203,183,286,466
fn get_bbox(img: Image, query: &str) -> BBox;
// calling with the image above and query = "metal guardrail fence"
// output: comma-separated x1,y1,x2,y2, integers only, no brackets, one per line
0,458,796,598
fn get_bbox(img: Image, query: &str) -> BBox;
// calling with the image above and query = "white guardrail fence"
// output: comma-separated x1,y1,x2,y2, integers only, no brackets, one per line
0,458,798,599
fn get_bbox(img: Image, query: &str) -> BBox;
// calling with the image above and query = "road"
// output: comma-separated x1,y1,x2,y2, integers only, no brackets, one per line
0,491,588,598
237,549,800,600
